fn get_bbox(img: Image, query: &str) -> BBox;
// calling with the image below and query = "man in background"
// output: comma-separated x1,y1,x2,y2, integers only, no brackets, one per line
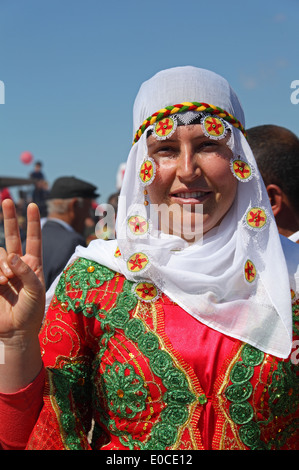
30,161,45,181
42,176,99,289
247,124,299,243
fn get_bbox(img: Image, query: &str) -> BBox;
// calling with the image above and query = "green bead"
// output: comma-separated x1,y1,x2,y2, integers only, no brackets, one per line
198,394,208,405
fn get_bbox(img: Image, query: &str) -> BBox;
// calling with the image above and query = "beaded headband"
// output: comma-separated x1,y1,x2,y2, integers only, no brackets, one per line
133,101,247,145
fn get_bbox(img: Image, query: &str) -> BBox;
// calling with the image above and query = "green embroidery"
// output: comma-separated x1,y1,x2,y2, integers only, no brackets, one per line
50,361,92,450
161,404,189,426
229,402,254,425
65,258,115,294
139,331,160,356
56,258,197,450
151,422,177,447
102,361,147,418
225,343,298,450
163,368,189,389
292,300,299,337
238,422,261,447
268,360,298,417
106,306,130,329
230,363,254,384
125,318,146,341
56,258,115,317
241,343,264,366
225,381,253,403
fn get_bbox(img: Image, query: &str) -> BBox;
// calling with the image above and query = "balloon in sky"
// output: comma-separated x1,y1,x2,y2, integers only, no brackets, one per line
20,151,33,165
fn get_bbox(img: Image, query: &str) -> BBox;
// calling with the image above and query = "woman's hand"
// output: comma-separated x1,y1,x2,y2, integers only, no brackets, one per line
0,199,45,392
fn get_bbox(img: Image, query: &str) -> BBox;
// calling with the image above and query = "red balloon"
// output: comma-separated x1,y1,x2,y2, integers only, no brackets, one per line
20,151,33,165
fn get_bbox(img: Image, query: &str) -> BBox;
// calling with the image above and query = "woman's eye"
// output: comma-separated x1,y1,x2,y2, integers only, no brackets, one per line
198,141,218,151
154,146,176,157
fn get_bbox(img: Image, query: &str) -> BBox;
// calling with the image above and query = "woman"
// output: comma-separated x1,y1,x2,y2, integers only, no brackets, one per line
0,66,298,450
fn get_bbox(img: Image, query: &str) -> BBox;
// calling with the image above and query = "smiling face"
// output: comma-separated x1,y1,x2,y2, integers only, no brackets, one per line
146,123,237,240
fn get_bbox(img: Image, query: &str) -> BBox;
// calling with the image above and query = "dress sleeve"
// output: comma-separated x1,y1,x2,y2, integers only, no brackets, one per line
0,367,45,450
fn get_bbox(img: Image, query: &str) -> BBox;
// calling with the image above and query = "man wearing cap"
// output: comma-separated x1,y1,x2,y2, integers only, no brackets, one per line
41,176,99,289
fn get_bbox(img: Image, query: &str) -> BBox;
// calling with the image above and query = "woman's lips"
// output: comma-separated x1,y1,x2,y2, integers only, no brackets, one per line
170,190,211,204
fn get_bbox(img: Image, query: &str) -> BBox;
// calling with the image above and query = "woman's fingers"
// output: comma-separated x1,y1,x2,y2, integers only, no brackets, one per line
0,246,14,280
2,200,42,263
24,203,42,262
2,199,23,257
6,253,42,293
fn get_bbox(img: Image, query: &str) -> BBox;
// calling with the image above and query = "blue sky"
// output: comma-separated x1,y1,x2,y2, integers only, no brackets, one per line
0,0,298,203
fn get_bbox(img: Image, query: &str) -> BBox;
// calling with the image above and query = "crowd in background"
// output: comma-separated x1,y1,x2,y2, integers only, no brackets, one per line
0,161,121,250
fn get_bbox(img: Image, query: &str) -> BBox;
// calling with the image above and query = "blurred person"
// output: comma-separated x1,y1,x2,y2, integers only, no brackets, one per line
30,161,45,181
84,201,101,245
41,176,99,289
32,179,49,218
247,124,299,243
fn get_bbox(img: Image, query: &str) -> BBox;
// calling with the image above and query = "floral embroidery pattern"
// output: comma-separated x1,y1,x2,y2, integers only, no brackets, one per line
154,117,177,139
139,158,156,185
133,282,160,302
128,215,149,235
102,361,148,418
245,207,267,230
244,260,256,283
56,258,115,314
231,159,252,181
202,115,226,139
127,252,149,272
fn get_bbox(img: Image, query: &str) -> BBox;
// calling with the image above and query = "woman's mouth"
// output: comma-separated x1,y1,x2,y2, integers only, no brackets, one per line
170,190,211,203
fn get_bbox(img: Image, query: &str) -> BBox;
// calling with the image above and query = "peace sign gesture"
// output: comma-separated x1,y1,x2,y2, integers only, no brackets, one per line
0,199,45,393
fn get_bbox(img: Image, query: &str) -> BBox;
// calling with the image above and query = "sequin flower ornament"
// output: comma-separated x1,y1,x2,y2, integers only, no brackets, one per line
102,361,148,418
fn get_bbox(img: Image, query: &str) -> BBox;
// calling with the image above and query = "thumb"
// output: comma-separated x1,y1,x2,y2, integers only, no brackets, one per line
7,254,44,294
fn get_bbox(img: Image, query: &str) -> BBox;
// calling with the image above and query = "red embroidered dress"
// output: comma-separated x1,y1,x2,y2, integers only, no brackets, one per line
9,258,299,450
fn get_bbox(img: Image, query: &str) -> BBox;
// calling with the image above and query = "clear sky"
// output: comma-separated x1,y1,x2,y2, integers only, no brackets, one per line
0,0,298,203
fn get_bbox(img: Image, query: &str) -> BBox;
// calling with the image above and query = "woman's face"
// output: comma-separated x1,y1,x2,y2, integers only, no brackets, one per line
147,123,237,241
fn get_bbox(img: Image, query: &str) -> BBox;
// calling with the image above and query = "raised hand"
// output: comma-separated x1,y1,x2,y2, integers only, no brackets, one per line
0,199,45,392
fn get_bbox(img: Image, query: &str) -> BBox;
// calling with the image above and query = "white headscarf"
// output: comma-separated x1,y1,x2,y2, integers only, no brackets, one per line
47,66,299,358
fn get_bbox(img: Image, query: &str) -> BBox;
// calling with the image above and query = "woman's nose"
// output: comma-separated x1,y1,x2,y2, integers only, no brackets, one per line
177,147,201,181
